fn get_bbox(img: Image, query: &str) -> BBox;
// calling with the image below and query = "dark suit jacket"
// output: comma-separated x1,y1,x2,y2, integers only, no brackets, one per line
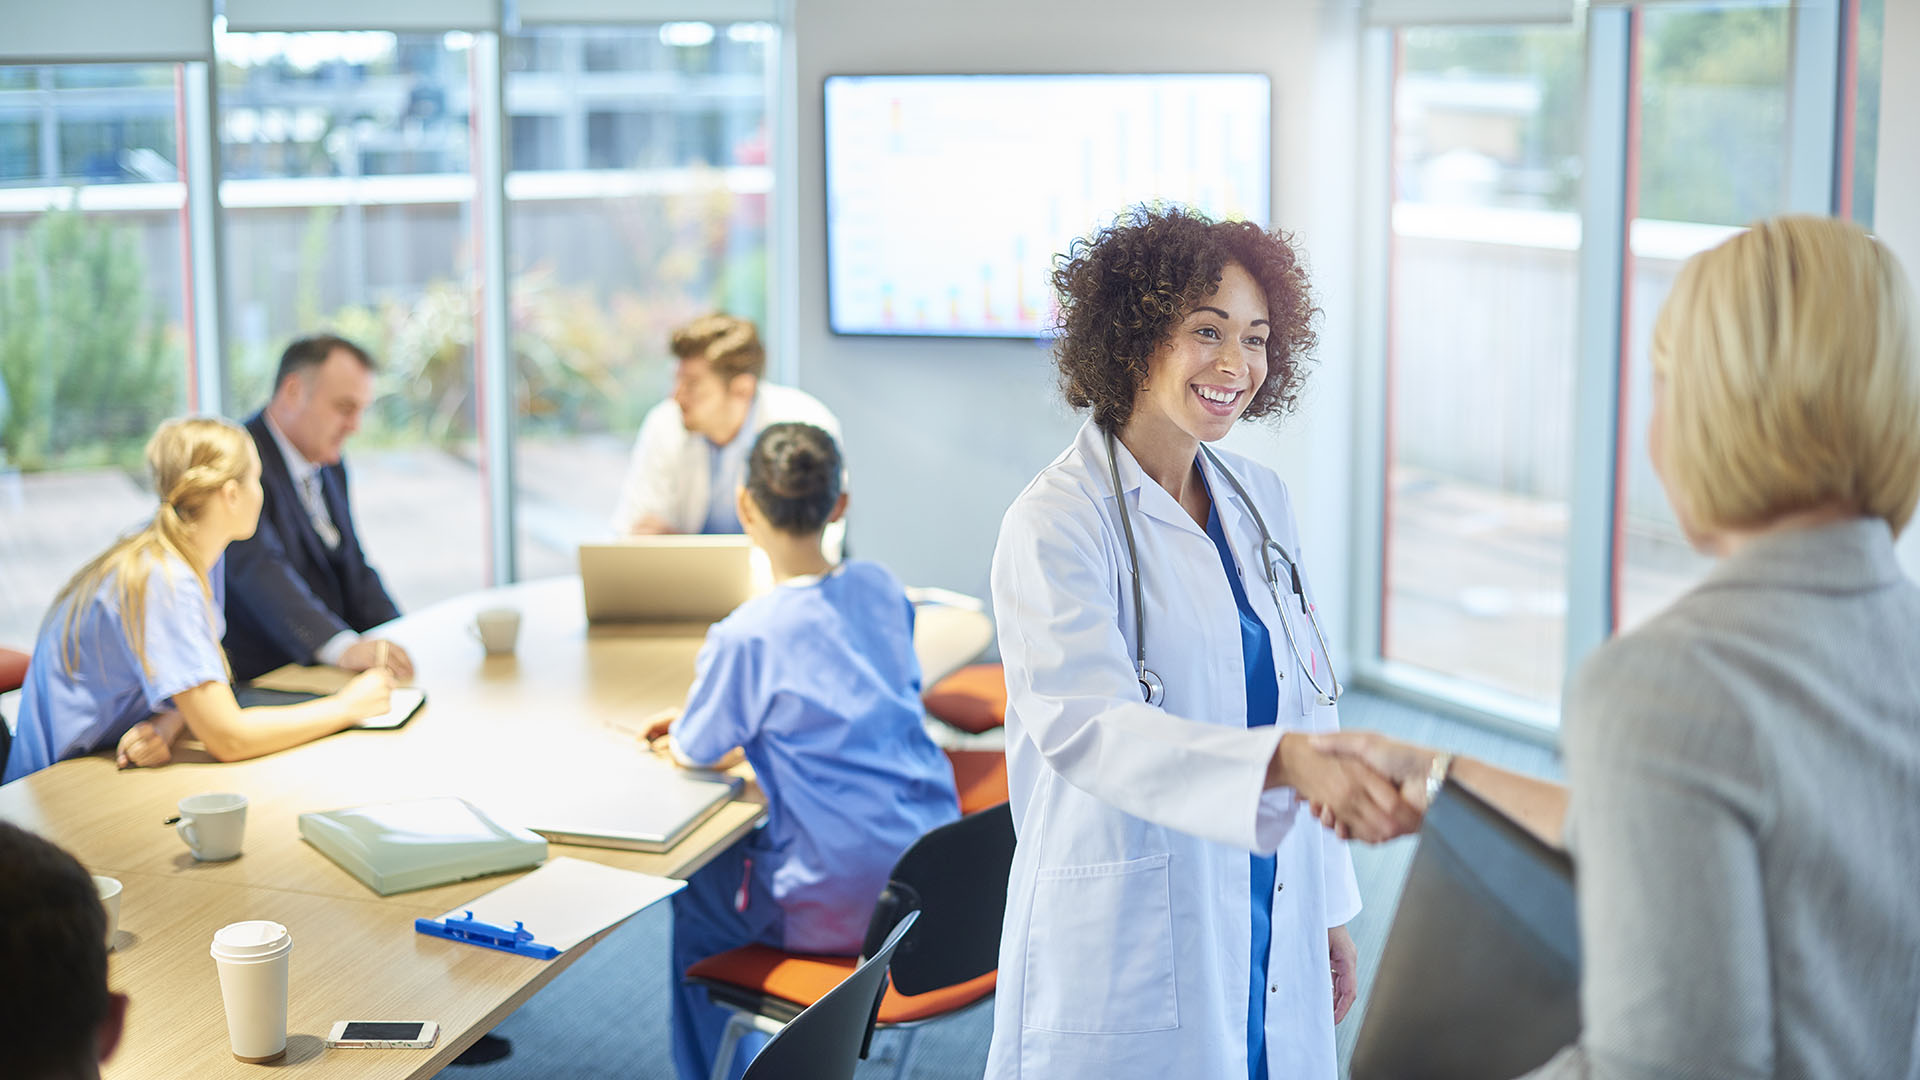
223,411,400,680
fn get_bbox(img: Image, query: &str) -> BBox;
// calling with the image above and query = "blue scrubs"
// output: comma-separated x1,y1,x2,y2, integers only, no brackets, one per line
667,559,960,1080
1205,480,1279,1080
4,556,228,784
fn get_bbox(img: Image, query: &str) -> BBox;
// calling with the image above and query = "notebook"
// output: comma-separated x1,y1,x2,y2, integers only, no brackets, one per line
234,684,427,730
299,796,549,896
578,536,772,623
472,750,747,853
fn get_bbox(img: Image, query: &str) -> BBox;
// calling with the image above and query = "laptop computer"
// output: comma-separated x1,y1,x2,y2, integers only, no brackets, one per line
1350,778,1581,1079
579,536,771,623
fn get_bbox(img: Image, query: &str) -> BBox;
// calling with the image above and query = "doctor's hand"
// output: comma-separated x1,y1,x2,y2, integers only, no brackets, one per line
1271,733,1420,843
1309,731,1441,814
1329,925,1359,1024
641,709,678,748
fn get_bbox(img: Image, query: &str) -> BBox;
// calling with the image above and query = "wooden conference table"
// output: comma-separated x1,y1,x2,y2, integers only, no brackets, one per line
0,576,992,1079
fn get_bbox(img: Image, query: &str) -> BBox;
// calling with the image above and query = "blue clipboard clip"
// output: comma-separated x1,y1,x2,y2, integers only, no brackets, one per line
414,910,561,960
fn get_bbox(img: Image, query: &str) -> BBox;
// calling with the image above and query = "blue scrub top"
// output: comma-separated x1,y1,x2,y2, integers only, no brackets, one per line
1204,479,1279,1080
4,555,228,784
672,559,960,953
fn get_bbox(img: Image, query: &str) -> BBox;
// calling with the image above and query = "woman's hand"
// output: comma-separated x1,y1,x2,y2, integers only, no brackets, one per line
332,668,396,723
1329,925,1359,1024
641,709,678,747
116,712,185,768
1272,733,1421,842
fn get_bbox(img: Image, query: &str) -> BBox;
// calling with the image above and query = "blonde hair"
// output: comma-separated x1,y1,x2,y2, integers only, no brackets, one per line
50,417,251,679
668,314,765,382
1651,215,1920,536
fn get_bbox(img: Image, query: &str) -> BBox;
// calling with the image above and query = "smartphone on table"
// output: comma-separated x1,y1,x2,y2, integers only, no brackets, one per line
325,1020,439,1049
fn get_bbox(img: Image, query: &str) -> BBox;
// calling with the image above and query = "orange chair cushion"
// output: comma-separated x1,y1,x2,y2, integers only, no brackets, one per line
923,664,1008,734
685,944,996,1024
944,748,1009,815
0,648,28,694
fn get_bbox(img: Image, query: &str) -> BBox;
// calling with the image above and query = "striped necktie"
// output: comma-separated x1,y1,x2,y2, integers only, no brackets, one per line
301,471,342,550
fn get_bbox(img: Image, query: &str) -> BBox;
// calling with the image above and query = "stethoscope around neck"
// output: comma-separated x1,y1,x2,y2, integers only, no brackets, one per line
1104,428,1343,708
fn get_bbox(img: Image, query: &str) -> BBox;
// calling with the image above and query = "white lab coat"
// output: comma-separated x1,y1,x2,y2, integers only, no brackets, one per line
610,382,845,555
985,419,1360,1080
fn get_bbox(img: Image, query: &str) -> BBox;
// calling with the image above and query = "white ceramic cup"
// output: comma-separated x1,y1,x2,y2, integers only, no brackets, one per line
92,875,122,950
176,793,247,861
210,920,292,1063
473,607,521,655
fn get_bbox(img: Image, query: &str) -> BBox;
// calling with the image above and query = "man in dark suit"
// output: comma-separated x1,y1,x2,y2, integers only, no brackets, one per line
224,334,415,682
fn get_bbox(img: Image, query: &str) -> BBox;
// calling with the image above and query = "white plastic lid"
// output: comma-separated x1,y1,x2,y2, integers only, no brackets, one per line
211,920,291,959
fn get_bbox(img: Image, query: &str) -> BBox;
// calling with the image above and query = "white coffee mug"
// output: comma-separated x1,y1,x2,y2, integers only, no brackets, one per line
92,875,122,949
176,793,248,861
210,920,292,1063
472,607,520,655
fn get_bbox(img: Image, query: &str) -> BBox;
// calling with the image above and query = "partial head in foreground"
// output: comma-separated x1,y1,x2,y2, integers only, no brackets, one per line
1051,204,1318,437
0,823,127,1080
1649,214,1920,545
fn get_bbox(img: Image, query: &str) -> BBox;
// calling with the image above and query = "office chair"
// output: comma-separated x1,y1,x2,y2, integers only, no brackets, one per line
687,803,1016,1080
0,646,26,778
943,747,1009,815
922,662,1007,734
737,910,919,1080
1350,779,1580,1079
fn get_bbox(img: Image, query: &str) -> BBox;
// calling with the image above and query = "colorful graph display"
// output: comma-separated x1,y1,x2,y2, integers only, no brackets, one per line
825,73,1272,339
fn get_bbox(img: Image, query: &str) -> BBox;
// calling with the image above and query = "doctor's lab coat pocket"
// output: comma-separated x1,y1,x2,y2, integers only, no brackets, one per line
1023,853,1178,1034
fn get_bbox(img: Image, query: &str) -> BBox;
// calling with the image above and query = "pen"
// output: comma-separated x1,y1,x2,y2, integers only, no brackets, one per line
376,639,390,677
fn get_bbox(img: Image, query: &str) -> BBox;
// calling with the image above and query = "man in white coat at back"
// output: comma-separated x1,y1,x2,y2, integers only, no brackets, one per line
613,314,844,557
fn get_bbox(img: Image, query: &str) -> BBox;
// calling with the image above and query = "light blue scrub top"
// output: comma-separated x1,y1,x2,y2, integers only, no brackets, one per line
4,555,228,784
1204,480,1279,1080
672,559,960,953
699,394,759,535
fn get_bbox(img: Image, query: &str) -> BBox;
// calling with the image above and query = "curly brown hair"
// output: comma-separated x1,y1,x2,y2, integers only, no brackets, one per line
1052,205,1318,431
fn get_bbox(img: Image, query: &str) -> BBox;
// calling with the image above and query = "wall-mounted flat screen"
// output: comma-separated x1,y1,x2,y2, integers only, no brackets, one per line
824,73,1272,339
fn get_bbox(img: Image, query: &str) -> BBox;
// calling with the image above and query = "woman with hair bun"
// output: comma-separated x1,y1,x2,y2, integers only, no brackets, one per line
4,417,394,783
645,422,959,1080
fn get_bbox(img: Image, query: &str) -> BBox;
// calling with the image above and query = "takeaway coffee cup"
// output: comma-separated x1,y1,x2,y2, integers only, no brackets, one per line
473,607,520,655
210,921,292,1063
176,793,247,861
92,875,122,949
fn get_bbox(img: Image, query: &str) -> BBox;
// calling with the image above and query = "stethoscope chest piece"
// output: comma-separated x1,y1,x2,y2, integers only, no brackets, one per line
1138,666,1165,706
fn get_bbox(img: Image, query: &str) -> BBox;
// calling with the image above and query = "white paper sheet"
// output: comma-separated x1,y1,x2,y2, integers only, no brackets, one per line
435,856,685,953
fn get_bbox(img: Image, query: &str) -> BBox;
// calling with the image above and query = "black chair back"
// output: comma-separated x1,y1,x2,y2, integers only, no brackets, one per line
1351,779,1581,1079
859,801,1014,996
740,910,919,1080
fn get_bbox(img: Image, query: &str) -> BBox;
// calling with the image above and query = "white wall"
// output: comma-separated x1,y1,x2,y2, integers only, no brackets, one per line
786,0,1364,653
1878,0,1920,579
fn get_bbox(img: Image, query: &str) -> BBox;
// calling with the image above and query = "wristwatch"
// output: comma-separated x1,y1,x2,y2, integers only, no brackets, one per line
1424,751,1455,808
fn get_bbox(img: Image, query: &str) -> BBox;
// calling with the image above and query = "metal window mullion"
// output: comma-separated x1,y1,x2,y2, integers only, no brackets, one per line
1563,7,1634,684
768,0,798,385
1349,26,1395,676
182,59,226,416
474,31,517,585
1785,0,1845,214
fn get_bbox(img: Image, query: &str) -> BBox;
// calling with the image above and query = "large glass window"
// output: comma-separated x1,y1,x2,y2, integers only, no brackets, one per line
217,30,486,610
0,63,190,647
505,22,775,578
1616,2,1792,630
1381,25,1584,704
